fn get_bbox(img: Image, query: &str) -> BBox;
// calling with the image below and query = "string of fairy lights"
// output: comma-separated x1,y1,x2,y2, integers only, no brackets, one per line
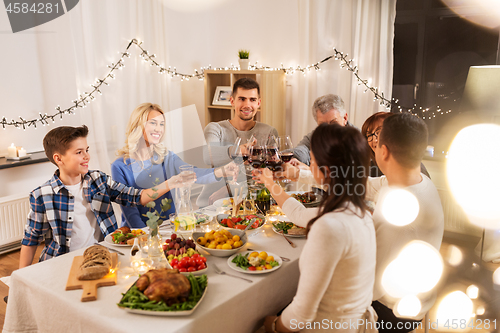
2,38,452,130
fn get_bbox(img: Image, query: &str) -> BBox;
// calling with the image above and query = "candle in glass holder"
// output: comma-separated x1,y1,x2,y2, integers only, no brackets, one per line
7,143,17,158
17,147,27,157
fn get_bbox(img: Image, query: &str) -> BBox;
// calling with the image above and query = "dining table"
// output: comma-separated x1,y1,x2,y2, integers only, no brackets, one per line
2,216,306,333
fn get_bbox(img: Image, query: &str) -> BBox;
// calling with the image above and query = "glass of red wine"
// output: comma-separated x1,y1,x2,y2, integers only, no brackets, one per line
264,136,283,172
279,136,294,163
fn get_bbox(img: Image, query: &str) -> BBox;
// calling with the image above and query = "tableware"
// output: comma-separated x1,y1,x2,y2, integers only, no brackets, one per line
286,191,322,208
165,260,208,276
193,230,248,257
216,213,266,232
213,263,253,282
104,233,130,247
118,276,208,316
246,247,290,262
130,237,141,257
271,222,306,238
227,251,283,274
213,197,233,208
278,231,297,248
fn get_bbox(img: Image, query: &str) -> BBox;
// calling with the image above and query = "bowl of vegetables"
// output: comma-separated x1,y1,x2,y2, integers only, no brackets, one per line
193,229,247,257
216,214,265,232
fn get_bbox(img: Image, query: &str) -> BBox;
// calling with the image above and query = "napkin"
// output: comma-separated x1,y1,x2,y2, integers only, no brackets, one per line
0,276,11,287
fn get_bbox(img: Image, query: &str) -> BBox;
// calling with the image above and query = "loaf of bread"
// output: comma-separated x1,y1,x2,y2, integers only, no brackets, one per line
77,245,112,280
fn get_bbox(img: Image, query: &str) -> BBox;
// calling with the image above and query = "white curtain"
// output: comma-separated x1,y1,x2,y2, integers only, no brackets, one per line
0,0,396,194
289,0,396,145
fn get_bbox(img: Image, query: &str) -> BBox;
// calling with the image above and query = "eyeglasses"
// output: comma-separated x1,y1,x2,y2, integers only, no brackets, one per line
366,128,381,143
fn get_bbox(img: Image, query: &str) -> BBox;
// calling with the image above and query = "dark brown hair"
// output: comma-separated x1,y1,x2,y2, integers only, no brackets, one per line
43,125,89,165
306,124,371,236
232,77,260,97
379,113,428,168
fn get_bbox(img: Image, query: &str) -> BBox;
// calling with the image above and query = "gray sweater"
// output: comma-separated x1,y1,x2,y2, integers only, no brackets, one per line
293,121,358,165
198,120,278,206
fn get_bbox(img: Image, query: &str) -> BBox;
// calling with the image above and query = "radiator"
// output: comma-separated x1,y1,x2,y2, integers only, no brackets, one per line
437,188,482,238
0,193,30,255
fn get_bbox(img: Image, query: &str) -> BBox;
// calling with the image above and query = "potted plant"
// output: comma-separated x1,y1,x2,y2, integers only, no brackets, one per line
238,49,250,70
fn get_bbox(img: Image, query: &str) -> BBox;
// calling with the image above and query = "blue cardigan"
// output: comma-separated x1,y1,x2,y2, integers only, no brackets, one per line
111,151,217,228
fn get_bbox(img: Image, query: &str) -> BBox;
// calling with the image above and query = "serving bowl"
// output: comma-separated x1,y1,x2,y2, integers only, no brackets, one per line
216,214,266,232
193,230,248,257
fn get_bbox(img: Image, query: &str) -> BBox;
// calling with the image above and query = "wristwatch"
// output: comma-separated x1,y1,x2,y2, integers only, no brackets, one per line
271,316,280,333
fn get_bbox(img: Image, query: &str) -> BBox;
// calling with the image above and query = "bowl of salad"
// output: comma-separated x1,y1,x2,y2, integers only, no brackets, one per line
216,214,265,232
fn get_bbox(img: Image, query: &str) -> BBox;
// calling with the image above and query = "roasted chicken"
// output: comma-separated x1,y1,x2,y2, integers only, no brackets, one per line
136,269,191,304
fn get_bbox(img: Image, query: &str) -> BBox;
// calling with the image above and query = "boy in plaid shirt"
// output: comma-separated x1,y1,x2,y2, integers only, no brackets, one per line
20,125,190,268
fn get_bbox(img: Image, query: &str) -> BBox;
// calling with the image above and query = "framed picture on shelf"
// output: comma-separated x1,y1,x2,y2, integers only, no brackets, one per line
212,86,232,106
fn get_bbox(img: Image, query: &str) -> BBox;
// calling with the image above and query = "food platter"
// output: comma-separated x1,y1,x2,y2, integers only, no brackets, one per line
118,275,208,316
104,228,146,247
271,222,307,238
227,251,282,275
286,191,322,207
212,198,233,208
216,214,265,232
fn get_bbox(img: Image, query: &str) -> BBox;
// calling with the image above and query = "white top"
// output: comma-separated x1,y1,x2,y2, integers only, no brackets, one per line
366,174,444,318
65,182,99,251
281,203,377,332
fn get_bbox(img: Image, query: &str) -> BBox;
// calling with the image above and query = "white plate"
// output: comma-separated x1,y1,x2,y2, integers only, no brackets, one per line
119,281,208,316
212,198,232,208
227,251,282,274
271,223,306,238
286,191,322,207
104,229,146,247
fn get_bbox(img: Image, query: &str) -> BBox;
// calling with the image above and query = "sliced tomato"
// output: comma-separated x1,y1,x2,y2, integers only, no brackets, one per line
248,266,257,271
232,217,242,223
226,218,235,228
234,225,246,230
252,220,260,229
246,215,257,219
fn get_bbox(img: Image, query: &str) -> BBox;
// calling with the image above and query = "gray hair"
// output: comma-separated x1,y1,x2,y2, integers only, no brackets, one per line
312,94,346,121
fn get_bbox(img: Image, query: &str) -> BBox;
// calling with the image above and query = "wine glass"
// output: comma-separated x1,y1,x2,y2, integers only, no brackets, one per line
248,144,265,169
229,137,242,163
279,136,294,163
264,138,282,172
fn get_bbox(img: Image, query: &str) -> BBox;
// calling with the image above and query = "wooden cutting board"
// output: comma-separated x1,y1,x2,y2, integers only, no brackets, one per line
65,253,118,302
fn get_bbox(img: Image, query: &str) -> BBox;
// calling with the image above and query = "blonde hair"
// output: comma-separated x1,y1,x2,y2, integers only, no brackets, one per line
117,103,168,164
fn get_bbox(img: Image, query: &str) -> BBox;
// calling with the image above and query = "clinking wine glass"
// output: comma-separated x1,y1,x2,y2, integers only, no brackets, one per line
279,136,294,163
264,142,283,172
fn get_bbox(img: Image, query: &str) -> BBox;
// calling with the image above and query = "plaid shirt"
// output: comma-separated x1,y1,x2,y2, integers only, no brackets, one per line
22,170,143,261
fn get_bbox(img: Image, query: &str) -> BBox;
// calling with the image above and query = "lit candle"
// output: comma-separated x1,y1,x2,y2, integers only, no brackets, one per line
17,147,27,157
7,143,17,158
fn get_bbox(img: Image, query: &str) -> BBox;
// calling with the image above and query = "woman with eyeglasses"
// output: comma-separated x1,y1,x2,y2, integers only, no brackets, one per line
361,112,430,178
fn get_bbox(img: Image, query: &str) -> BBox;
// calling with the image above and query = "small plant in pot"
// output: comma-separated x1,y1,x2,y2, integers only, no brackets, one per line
238,49,250,70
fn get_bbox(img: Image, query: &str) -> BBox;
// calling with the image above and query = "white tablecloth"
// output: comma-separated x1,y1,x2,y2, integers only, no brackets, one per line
3,224,305,333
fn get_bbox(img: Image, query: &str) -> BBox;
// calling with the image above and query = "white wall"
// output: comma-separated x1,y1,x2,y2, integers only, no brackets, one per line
0,0,301,197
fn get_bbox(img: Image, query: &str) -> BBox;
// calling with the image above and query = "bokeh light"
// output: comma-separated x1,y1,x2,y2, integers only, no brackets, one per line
445,245,463,267
447,124,500,229
395,295,422,318
493,267,500,285
381,189,419,226
442,0,500,29
466,285,479,299
476,305,485,316
436,291,473,332
382,241,443,298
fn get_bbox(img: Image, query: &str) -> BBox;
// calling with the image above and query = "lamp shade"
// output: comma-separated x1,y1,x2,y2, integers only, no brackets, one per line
460,65,500,116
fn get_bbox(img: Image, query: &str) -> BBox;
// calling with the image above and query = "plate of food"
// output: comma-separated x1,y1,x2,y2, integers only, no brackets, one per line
227,251,282,274
212,198,233,209
105,227,146,246
216,214,265,231
163,233,208,275
287,191,322,207
117,270,207,316
272,221,307,238
193,229,247,257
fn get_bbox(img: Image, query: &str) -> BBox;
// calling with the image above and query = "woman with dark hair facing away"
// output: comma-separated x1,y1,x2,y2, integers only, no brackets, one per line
362,112,430,178
253,124,377,333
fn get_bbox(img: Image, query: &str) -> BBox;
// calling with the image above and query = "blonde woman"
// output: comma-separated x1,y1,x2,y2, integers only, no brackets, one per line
112,103,234,228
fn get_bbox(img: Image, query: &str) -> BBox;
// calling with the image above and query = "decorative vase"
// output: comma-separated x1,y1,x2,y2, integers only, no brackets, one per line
239,59,250,70
146,225,163,259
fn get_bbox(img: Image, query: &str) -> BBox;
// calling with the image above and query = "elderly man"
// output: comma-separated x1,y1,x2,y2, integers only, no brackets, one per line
293,94,354,165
